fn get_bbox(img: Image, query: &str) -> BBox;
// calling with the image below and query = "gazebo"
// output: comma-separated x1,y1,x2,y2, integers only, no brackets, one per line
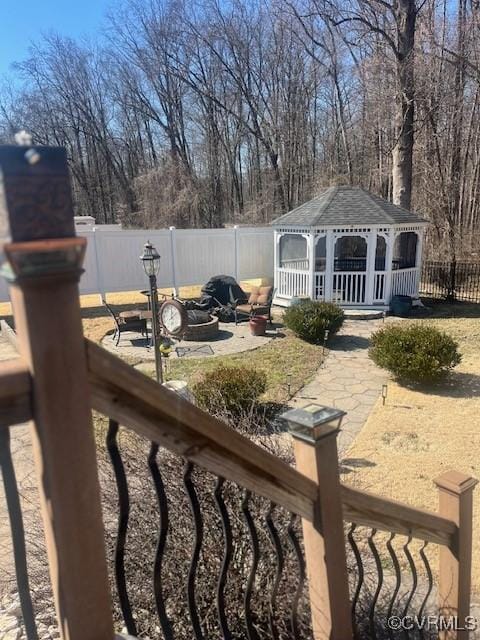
271,186,427,308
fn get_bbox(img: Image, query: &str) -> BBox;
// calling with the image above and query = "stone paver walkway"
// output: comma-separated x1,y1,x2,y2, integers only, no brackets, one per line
291,319,388,453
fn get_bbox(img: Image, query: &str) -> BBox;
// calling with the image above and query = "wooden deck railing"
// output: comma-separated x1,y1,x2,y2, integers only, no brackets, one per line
0,143,477,640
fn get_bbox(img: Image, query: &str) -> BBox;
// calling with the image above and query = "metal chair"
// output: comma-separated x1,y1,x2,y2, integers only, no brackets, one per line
102,299,148,346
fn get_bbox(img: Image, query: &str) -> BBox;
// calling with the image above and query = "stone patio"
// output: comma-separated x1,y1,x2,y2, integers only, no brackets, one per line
290,318,389,453
101,320,280,360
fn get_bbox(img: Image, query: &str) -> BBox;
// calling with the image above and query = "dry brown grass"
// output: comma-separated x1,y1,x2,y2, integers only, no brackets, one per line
1,279,266,343
342,302,480,594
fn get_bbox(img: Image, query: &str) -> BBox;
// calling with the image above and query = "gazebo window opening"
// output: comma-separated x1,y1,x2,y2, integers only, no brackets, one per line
334,236,367,272
393,232,418,270
279,234,308,270
315,236,326,272
375,236,386,271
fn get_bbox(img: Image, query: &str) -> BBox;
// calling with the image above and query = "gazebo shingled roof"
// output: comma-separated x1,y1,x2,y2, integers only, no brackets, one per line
271,186,427,227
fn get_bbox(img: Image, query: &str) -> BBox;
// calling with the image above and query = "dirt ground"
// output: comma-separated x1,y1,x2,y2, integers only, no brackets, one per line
342,302,480,595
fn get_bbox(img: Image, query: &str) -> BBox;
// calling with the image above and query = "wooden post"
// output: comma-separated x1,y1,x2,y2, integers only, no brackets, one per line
0,145,114,640
435,471,477,640
283,404,353,640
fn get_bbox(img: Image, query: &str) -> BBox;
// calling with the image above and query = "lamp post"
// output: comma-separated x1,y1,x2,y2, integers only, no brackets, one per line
140,241,163,383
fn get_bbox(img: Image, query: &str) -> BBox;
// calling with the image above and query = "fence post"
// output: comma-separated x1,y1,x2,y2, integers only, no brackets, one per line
283,405,353,640
435,471,477,640
91,224,106,304
233,225,240,281
169,226,178,295
0,145,114,640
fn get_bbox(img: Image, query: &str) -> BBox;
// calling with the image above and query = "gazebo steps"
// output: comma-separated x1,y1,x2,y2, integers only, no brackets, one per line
343,308,384,320
273,297,386,319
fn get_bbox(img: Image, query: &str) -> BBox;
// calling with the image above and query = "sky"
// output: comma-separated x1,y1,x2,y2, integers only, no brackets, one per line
0,0,111,78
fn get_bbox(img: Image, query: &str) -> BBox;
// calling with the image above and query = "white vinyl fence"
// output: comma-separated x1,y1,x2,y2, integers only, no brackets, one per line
0,223,274,302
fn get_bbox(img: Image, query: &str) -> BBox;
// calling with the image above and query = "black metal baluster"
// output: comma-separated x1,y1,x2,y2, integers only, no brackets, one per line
287,513,306,640
418,542,433,628
265,503,284,640
386,533,402,640
214,477,233,640
0,427,38,640
148,443,174,640
241,490,260,640
402,536,417,640
183,461,204,640
106,420,137,636
348,523,364,638
367,529,383,640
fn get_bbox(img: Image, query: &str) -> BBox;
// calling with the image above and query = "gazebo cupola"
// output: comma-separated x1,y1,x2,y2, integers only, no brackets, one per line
271,186,427,308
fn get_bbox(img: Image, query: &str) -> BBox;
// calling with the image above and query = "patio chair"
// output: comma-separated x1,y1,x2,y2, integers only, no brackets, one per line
102,299,149,346
233,285,274,326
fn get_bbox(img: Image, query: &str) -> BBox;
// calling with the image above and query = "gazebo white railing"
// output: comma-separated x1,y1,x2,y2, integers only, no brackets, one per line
391,266,420,298
277,267,310,298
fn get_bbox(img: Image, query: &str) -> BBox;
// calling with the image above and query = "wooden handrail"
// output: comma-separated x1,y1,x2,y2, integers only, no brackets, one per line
2,332,457,546
0,358,32,426
85,339,319,521
85,339,457,547
341,484,457,546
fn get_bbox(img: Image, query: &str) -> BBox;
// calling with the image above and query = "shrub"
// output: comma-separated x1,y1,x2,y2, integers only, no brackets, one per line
283,300,344,343
369,324,461,384
192,364,267,416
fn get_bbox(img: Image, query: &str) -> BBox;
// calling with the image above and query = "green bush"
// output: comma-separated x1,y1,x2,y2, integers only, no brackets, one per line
192,364,267,416
369,324,461,384
283,300,344,343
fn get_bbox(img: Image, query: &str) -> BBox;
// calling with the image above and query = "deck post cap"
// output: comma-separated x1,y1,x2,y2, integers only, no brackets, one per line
281,403,346,444
434,471,478,495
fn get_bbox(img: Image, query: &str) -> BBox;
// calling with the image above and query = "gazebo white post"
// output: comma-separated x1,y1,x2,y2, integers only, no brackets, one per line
384,229,396,305
308,232,316,300
324,229,334,301
273,230,280,297
365,230,376,305
415,228,424,297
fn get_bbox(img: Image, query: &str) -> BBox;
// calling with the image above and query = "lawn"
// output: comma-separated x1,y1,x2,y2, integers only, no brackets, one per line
342,302,480,594
143,331,324,405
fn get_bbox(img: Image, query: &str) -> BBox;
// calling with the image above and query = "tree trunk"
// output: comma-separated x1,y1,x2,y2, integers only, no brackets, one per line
392,0,416,209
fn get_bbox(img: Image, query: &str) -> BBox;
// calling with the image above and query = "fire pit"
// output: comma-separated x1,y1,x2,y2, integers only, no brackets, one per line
183,311,220,341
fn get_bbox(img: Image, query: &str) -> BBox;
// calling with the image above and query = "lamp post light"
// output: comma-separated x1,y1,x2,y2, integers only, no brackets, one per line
322,329,330,356
140,241,163,383
382,384,388,406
